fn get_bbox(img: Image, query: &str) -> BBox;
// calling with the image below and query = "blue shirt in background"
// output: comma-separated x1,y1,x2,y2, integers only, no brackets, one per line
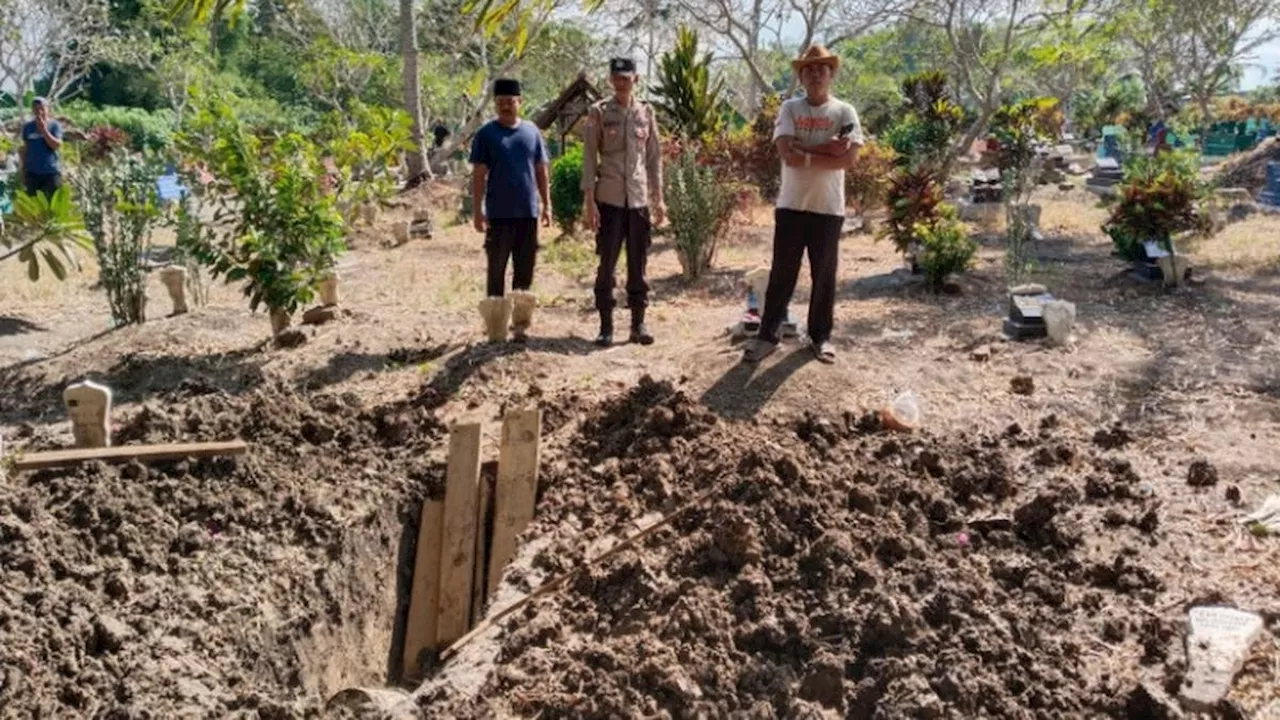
22,120,63,176
469,119,548,219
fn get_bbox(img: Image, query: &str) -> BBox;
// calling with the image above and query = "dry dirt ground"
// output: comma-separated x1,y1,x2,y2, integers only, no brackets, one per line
1,180,1278,718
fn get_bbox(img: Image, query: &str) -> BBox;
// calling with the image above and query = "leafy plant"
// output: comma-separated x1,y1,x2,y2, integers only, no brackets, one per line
59,102,177,152
916,207,977,291
75,150,166,325
650,26,726,142
664,147,736,280
319,102,414,227
175,93,346,325
845,140,897,215
884,72,964,169
693,94,782,202
989,97,1061,284
879,165,944,257
1102,148,1212,263
0,186,94,281
83,126,133,163
550,143,585,234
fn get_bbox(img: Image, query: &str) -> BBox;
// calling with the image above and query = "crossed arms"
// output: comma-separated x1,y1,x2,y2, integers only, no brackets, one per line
776,134,861,170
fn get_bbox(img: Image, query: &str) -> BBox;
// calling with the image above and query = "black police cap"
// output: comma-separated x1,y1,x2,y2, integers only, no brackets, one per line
609,58,637,75
493,78,522,96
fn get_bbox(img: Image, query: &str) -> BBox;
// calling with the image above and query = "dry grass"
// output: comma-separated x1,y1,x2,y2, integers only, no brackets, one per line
1191,215,1280,271
1037,196,1110,238
0,252,100,306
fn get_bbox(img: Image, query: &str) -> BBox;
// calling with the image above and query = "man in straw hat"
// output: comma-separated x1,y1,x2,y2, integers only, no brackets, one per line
743,44,863,365
470,77,552,343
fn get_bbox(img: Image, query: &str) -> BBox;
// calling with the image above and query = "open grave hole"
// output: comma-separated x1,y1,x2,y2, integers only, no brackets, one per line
0,380,449,718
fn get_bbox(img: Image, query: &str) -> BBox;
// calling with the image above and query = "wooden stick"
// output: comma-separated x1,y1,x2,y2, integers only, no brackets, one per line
439,483,722,662
12,440,248,471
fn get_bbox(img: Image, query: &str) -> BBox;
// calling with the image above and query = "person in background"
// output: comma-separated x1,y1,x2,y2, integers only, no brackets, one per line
581,57,666,347
19,97,64,199
743,44,863,365
469,78,552,344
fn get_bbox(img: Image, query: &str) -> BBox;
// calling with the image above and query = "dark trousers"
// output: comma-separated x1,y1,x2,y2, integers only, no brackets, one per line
23,172,61,198
485,218,538,297
759,208,843,345
593,202,651,312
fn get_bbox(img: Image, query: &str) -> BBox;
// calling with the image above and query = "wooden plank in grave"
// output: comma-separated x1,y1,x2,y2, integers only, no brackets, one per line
470,463,496,627
435,422,483,648
486,408,542,598
400,499,445,681
12,440,247,472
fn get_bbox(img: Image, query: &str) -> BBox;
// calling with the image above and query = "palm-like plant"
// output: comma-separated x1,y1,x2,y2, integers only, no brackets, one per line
1,186,93,281
650,26,726,142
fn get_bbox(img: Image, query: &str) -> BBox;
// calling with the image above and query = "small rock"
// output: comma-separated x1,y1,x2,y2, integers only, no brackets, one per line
302,306,338,326
1187,460,1219,487
1225,485,1241,504
1011,376,1035,396
970,346,992,362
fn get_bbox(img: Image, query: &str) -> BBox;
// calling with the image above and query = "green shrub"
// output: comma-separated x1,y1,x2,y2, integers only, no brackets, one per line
60,102,176,152
665,147,736,280
550,143,585,234
916,207,976,291
1102,147,1211,258
845,140,897,214
878,165,944,257
175,93,346,328
75,150,165,325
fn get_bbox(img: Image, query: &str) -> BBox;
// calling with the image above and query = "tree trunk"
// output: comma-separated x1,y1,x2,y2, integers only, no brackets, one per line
400,0,430,183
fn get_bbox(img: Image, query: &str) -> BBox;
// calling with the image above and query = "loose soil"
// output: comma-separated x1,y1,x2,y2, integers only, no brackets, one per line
0,382,446,718
417,378,1277,719
2,179,1279,718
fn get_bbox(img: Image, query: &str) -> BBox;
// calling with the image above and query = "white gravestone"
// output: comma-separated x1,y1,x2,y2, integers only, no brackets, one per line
63,380,113,448
1180,606,1264,711
159,266,189,315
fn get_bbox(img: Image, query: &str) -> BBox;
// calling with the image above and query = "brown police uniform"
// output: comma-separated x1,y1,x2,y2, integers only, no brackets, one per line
581,58,664,345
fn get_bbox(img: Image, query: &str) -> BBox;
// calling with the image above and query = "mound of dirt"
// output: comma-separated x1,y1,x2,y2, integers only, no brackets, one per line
1215,137,1280,194
0,382,446,718
422,377,1180,718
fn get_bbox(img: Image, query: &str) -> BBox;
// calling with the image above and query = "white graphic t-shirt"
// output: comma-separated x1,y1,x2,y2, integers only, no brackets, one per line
773,96,863,217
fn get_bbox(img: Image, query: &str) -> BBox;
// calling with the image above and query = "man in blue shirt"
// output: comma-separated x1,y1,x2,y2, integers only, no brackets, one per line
470,78,552,343
19,98,64,199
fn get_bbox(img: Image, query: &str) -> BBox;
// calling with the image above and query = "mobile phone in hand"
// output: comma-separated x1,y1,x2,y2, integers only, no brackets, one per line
837,123,855,138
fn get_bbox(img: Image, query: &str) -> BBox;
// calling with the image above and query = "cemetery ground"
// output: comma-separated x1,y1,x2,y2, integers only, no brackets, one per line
1,183,1279,718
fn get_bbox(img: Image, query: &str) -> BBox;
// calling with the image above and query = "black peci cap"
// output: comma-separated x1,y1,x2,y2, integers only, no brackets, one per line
609,58,637,76
493,78,522,97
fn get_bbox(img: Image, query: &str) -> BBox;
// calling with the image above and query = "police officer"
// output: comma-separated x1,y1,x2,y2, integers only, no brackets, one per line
581,57,666,347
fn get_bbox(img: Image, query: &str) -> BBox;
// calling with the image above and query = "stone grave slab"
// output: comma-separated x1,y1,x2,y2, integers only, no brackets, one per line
64,380,112,448
1179,606,1264,712
1003,288,1053,340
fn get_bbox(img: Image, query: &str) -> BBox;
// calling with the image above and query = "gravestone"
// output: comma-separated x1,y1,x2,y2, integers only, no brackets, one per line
63,380,112,448
1086,157,1124,196
969,169,1003,203
1002,284,1054,340
1259,162,1280,207
159,266,189,315
1179,606,1263,712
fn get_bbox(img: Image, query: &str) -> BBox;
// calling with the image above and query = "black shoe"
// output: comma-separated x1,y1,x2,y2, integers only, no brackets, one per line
595,311,613,347
629,323,654,345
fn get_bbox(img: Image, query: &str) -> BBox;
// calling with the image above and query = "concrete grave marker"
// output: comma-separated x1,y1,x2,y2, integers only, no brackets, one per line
63,380,113,448
159,266,189,315
1179,606,1264,712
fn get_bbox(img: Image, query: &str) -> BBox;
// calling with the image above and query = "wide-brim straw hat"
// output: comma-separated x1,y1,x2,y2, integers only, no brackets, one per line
791,44,840,73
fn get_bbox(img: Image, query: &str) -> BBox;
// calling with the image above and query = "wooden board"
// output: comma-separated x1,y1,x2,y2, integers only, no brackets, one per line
400,499,445,681
470,464,496,626
434,422,483,648
12,440,248,471
486,408,542,597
